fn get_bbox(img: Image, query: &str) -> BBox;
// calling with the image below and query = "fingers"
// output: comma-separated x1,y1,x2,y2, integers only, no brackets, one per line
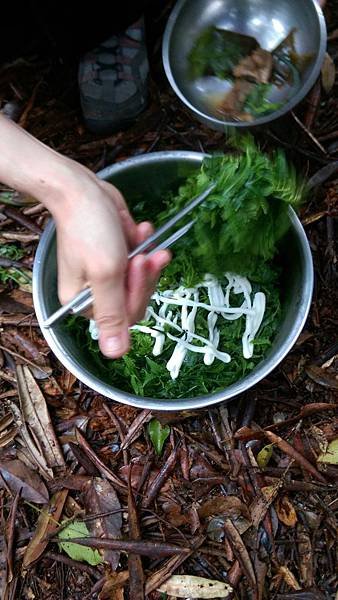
127,250,171,325
91,261,130,359
135,221,153,246
57,236,85,306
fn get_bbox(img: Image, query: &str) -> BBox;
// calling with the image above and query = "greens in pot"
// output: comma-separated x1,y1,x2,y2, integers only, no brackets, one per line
66,137,304,399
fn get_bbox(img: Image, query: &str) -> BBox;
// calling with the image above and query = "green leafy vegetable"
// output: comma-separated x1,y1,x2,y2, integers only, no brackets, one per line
65,138,302,399
188,27,258,79
157,136,304,277
58,520,103,565
148,419,171,455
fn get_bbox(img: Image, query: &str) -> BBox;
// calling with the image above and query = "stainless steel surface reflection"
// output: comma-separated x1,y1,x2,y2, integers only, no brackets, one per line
162,0,327,130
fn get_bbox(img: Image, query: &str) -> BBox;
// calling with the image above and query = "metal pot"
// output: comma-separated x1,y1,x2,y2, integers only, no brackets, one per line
33,151,313,410
162,0,327,130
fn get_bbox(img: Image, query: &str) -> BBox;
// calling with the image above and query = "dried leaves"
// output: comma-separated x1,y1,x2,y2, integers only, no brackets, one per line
321,53,336,94
1,27,338,599
275,495,298,527
198,496,250,520
17,365,65,468
83,477,122,569
23,490,68,567
0,459,48,503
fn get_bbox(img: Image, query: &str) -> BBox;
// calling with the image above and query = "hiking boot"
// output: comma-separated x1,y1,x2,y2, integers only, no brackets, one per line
78,18,149,135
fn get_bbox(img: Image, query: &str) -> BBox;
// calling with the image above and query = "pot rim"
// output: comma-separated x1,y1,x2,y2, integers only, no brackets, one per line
33,150,314,410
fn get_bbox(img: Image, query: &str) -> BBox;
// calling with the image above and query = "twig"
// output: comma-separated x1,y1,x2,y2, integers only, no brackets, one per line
49,536,190,557
1,232,40,242
18,80,41,129
142,445,179,508
120,410,152,450
0,345,50,375
75,429,126,492
264,430,328,484
128,472,145,600
223,519,256,589
3,206,42,235
5,490,20,583
45,551,102,579
103,402,128,466
291,111,327,155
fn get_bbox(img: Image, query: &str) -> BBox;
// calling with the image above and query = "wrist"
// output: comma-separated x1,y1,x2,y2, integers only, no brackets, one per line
0,115,94,220
32,156,94,221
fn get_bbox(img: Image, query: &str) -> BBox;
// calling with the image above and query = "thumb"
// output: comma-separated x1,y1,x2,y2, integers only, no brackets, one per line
92,268,130,359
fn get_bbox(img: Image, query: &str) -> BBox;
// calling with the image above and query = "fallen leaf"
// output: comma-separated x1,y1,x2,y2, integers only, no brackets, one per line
40,376,63,396
58,520,103,566
147,419,170,455
0,427,18,448
0,413,14,432
308,425,328,454
0,459,48,504
10,396,53,481
0,288,33,314
99,572,129,600
321,52,336,94
248,481,280,529
17,365,65,468
157,575,232,598
275,495,298,527
223,518,256,588
119,463,170,495
297,524,314,587
306,365,338,390
162,501,191,527
83,477,122,570
257,443,274,468
271,565,301,591
198,495,250,520
23,490,68,567
60,370,77,394
264,430,327,484
127,475,144,600
317,438,338,464
145,537,203,595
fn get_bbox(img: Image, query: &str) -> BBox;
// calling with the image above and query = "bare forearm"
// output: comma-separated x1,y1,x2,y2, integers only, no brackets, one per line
0,114,86,218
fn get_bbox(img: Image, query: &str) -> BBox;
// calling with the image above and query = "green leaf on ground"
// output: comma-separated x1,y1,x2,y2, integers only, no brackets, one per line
257,443,274,468
148,419,170,455
317,439,338,465
58,520,103,565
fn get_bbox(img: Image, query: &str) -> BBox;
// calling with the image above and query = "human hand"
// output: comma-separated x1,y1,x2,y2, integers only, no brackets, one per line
0,115,170,357
52,165,170,358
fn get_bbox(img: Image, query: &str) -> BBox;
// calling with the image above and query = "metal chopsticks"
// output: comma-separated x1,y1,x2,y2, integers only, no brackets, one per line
42,183,215,328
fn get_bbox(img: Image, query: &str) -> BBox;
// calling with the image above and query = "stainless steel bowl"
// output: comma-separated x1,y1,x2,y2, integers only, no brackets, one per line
33,151,313,410
162,0,327,130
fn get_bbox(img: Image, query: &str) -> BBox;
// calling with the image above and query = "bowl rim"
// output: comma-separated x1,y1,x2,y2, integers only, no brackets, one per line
33,150,314,411
162,0,327,128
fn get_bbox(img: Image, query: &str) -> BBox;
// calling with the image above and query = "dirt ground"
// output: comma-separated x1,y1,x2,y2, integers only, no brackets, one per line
0,1,337,599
